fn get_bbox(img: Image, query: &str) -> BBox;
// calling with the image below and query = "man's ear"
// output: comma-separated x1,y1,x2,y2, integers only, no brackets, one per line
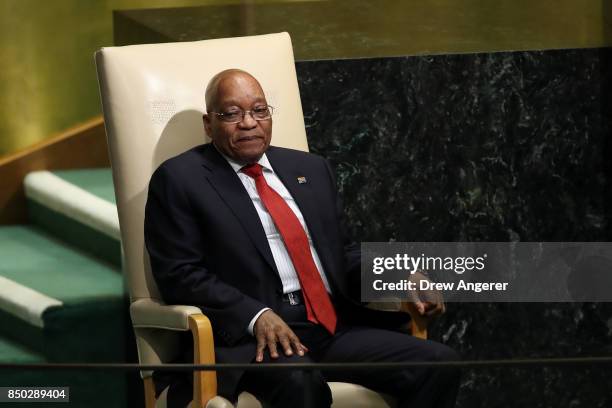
203,113,211,137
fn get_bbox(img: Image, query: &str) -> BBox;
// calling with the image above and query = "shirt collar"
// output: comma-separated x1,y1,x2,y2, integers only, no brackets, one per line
215,144,273,174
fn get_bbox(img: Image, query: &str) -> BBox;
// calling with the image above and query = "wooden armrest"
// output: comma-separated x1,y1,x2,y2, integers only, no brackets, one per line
189,314,217,407
400,302,428,339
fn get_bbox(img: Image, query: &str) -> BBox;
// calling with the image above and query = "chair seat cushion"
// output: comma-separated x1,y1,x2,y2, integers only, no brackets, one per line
157,382,396,408
200,382,396,408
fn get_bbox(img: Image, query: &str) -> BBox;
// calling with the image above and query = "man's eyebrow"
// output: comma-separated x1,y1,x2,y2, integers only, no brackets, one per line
219,97,267,108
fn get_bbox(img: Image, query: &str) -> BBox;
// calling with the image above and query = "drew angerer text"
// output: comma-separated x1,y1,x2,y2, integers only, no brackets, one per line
372,279,509,293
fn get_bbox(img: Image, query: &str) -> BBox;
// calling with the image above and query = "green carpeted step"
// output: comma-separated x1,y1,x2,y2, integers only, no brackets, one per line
0,225,133,406
0,225,123,304
0,225,128,359
53,168,116,204
24,169,121,267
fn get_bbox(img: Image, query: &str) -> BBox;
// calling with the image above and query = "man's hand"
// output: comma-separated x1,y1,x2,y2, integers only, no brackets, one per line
408,271,446,318
253,310,308,362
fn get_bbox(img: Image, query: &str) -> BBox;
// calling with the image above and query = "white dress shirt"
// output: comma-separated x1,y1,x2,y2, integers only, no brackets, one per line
220,150,332,335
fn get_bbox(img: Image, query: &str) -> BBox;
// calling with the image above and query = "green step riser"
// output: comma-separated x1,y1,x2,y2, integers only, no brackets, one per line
27,200,122,268
0,302,129,363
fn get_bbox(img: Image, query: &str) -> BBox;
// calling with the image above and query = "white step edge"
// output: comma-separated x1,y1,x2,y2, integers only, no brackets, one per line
24,170,120,241
0,276,63,328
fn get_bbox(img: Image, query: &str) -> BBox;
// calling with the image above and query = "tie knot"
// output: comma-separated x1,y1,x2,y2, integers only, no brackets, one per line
241,163,263,179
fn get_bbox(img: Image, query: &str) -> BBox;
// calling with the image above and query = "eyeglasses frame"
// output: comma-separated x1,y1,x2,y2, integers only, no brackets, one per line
208,105,275,124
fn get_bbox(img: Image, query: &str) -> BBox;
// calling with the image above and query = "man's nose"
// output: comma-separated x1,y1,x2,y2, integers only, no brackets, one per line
238,111,257,128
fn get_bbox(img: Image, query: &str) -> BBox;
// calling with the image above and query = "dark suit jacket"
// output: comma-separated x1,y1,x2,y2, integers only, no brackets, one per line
144,143,407,398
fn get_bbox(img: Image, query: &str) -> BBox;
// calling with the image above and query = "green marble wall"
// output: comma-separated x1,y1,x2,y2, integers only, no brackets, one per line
0,0,311,157
294,46,612,408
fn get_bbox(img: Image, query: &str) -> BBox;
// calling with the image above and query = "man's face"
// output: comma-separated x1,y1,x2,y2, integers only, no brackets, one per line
203,73,272,164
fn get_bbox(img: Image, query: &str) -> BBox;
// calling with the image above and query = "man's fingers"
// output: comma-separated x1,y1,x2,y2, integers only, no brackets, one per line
408,291,422,312
408,284,421,304
278,335,293,356
414,300,426,315
255,335,267,362
288,334,306,356
407,271,446,318
266,332,279,358
407,281,426,315
252,311,306,361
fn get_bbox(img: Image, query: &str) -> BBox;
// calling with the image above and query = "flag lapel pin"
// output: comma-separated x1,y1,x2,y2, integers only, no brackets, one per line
297,176,307,184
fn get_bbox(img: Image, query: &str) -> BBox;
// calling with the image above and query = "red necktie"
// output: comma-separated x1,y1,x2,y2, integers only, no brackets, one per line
242,163,337,334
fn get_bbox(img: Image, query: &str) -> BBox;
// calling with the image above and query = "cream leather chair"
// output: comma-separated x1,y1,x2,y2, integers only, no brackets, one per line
95,32,426,408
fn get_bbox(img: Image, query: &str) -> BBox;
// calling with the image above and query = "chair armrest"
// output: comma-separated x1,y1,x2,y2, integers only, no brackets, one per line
190,314,217,407
130,298,203,330
367,301,428,339
399,302,428,340
130,299,217,408
130,299,218,408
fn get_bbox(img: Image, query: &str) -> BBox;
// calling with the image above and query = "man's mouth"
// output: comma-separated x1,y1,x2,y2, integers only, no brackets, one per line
236,135,262,142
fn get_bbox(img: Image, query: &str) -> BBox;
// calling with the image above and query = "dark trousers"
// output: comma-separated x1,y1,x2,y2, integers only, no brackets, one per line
236,301,461,408
163,300,461,408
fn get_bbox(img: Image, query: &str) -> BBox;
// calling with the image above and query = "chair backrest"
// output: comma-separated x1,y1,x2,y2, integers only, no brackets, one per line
95,32,308,302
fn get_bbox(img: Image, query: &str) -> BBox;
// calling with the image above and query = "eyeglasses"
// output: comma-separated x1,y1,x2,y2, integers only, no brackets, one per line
210,105,274,124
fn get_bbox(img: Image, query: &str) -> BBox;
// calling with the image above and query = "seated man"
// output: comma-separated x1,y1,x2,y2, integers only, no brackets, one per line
144,68,460,408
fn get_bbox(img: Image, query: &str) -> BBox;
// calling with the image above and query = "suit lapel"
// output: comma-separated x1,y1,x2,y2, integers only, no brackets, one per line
200,145,278,274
